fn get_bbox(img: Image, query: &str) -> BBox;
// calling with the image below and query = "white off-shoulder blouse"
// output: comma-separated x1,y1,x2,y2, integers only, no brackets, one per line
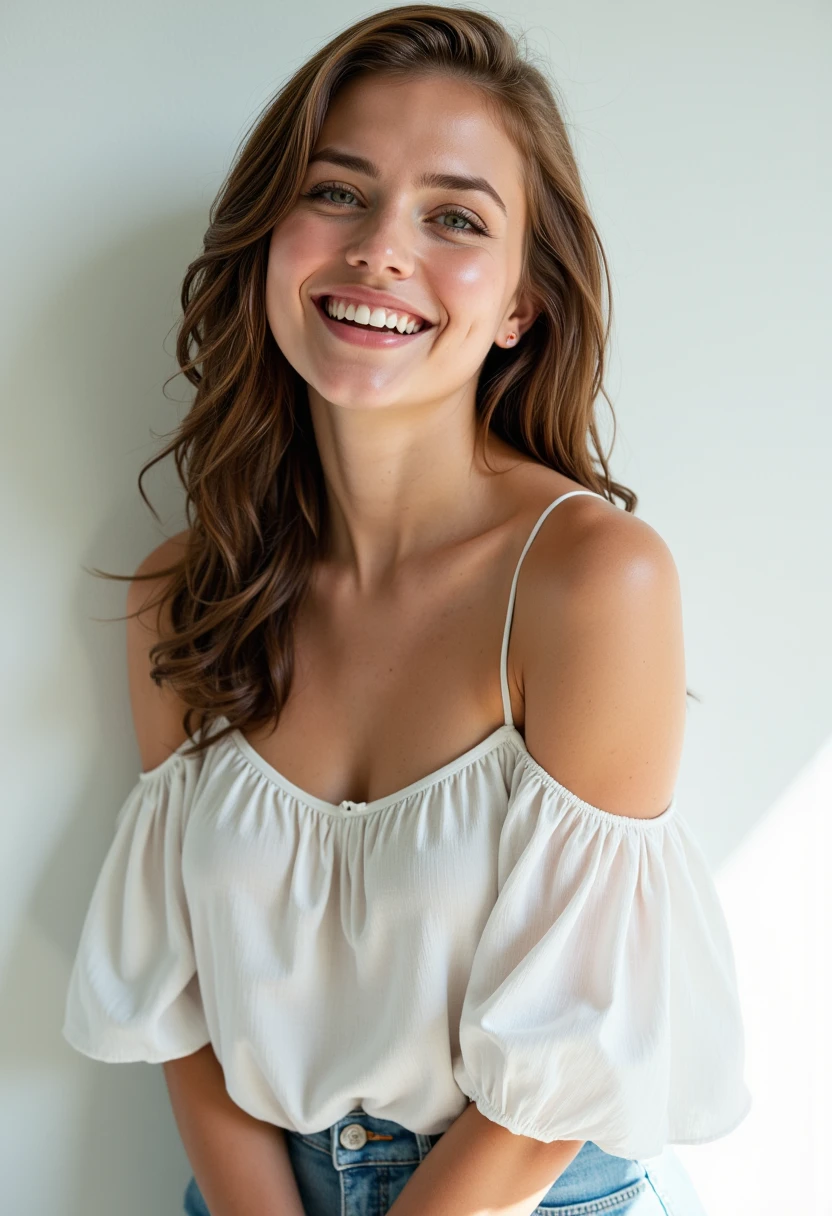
62,491,752,1160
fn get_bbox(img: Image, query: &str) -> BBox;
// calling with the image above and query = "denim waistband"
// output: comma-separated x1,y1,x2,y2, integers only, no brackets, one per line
286,1106,444,1168
281,1110,662,1215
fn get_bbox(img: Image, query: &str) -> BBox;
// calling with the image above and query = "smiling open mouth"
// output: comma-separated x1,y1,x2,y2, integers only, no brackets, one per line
315,295,431,336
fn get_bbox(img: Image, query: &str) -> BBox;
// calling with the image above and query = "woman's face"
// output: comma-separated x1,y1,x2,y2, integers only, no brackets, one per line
266,72,537,413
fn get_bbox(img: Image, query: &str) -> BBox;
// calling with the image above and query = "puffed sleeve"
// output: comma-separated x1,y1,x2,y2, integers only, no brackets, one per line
453,756,752,1159
61,748,212,1064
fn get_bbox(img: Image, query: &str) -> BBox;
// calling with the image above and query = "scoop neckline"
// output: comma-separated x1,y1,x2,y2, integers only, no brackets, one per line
226,724,676,826
138,716,677,827
228,721,519,816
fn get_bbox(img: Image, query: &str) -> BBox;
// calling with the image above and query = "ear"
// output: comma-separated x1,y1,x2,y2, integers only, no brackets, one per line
497,286,540,347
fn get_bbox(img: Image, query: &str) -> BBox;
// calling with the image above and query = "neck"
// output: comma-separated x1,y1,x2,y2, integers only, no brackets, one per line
306,384,524,588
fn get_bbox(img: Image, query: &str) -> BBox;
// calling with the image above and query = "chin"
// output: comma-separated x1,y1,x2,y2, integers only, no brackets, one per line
308,372,414,412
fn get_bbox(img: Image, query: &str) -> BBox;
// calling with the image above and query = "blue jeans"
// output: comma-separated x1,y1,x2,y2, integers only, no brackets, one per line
183,1106,708,1215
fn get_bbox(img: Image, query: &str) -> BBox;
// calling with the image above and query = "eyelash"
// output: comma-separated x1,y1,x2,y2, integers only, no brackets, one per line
301,181,490,237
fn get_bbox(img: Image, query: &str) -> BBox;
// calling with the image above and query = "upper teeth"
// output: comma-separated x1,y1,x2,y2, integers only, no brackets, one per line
324,297,424,333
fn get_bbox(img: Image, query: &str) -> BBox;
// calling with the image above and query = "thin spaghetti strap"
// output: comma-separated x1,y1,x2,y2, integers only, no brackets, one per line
499,490,604,727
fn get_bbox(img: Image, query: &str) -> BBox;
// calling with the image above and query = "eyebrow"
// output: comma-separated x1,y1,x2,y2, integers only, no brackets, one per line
306,146,507,217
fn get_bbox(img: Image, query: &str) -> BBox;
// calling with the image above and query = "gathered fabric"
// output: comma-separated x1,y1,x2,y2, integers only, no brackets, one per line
62,491,752,1160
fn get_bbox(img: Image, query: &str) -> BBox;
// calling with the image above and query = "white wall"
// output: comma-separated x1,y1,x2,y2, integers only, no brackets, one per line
2,1,828,1212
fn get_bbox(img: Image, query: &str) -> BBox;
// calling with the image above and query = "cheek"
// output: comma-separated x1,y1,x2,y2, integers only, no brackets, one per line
266,217,325,346
431,252,503,327
267,214,337,299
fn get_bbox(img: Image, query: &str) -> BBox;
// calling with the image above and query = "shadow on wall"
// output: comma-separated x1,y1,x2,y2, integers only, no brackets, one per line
0,208,208,1215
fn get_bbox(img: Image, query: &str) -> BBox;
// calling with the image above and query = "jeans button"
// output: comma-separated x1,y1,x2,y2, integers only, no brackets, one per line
340,1122,368,1149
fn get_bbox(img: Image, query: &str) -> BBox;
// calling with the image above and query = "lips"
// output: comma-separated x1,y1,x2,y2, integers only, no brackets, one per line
313,296,430,347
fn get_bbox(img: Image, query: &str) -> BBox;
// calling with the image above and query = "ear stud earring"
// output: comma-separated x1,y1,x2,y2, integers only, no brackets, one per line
506,332,517,345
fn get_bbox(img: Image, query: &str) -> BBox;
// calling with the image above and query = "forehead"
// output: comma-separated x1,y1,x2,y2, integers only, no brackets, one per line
312,72,526,217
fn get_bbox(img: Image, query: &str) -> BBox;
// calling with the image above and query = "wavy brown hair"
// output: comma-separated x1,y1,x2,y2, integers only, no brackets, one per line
92,4,690,758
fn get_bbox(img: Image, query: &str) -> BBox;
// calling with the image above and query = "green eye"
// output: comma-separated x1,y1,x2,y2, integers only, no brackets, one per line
436,209,486,233
306,185,357,206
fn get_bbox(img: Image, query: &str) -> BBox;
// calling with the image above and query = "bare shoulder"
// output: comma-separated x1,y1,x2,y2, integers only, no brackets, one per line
126,528,193,772
507,466,679,606
537,490,678,598
514,490,685,819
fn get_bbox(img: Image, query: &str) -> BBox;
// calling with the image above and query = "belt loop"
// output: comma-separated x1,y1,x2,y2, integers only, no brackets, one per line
415,1132,433,1160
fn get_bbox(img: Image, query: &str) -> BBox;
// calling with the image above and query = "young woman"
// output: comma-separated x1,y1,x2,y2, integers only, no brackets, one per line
62,7,751,1215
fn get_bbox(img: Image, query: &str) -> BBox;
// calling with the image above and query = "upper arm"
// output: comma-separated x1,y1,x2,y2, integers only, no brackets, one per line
126,529,193,773
516,505,686,819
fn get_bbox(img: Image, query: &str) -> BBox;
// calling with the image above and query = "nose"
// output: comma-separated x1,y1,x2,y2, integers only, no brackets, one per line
343,201,416,278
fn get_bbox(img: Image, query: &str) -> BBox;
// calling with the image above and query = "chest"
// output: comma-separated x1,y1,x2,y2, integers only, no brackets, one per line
241,534,525,806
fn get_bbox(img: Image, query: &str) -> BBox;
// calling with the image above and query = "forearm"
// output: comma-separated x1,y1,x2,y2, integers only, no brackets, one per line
162,1043,305,1216
386,1100,584,1216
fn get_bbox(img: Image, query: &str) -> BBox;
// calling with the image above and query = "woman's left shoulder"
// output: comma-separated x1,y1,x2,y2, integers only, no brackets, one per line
516,469,679,598
512,476,685,818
